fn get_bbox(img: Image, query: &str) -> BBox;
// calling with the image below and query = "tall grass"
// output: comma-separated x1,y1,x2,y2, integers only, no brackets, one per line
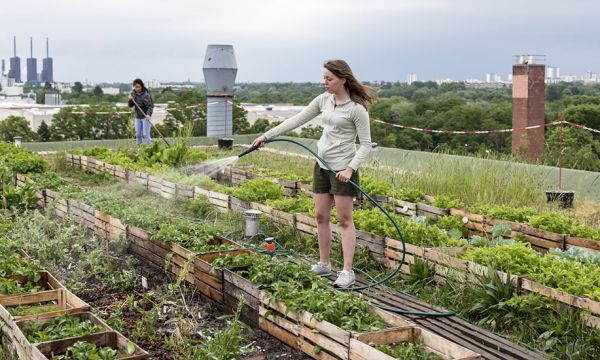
367,155,546,207
200,145,547,207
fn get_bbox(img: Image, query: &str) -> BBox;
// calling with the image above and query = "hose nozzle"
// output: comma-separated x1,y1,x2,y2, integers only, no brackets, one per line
238,144,260,158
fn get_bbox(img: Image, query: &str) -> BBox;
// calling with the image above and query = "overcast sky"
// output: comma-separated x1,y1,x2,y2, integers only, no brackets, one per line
2,0,599,83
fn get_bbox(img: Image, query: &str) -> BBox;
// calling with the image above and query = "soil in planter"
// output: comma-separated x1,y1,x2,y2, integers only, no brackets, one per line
77,261,310,360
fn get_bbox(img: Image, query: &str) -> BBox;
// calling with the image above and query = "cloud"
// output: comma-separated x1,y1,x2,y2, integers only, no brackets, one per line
1,0,599,82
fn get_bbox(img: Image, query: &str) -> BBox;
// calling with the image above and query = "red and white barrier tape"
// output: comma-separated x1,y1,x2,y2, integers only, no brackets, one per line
373,119,566,135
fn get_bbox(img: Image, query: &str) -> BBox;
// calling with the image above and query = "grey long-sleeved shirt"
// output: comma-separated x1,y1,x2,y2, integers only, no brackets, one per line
264,92,371,171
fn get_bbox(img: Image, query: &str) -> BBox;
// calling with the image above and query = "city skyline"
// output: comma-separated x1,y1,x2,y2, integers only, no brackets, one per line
2,0,599,83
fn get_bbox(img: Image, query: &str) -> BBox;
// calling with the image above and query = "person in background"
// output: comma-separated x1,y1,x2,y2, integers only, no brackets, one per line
128,78,154,145
251,59,375,287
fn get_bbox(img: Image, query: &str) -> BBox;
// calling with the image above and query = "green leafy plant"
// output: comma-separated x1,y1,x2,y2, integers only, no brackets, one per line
24,314,102,343
431,194,464,209
395,188,425,203
469,204,537,223
468,270,516,329
266,190,313,213
352,208,466,248
360,175,395,196
51,341,126,360
405,258,435,287
186,297,253,360
374,339,441,360
227,178,284,203
435,215,467,237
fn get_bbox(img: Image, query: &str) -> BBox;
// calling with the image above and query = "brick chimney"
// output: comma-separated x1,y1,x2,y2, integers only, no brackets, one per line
512,55,545,162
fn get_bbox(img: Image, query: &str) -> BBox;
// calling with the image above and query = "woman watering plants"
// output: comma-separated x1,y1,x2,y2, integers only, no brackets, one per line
251,59,374,287
128,78,154,146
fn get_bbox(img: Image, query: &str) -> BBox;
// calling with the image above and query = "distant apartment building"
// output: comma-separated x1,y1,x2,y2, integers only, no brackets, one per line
406,73,417,84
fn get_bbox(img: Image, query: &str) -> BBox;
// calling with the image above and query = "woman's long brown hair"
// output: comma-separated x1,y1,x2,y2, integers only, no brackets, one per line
324,59,376,109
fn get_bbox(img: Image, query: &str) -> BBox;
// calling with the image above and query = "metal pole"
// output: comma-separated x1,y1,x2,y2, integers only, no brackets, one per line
559,116,564,190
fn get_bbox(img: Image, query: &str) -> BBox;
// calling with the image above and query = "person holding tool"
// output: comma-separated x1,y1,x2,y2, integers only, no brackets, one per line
251,59,374,287
128,78,154,146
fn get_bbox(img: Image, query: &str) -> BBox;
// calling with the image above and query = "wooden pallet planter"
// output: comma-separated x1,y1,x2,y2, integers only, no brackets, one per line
194,249,253,305
0,289,89,321
520,278,600,317
176,183,195,199
193,186,211,199
131,171,149,187
294,213,317,236
355,230,386,264
416,202,449,221
34,330,148,360
296,181,312,193
230,196,251,211
259,292,467,360
520,225,566,253
6,312,147,360
350,325,481,360
259,291,352,359
0,271,65,301
208,191,229,211
276,178,297,197
114,165,128,180
160,180,177,199
147,175,163,195
126,226,196,284
222,267,261,327
566,235,600,254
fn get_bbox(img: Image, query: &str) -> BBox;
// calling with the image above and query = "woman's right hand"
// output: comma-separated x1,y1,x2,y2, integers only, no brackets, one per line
127,94,133,101
251,135,268,148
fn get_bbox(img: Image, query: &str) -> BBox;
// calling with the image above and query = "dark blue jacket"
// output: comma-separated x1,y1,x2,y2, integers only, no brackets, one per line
128,90,154,118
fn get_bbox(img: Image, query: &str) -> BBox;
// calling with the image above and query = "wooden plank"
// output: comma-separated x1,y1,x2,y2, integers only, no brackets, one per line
522,234,562,250
417,203,450,216
258,317,298,350
566,236,600,252
521,225,565,241
299,324,348,360
521,278,600,315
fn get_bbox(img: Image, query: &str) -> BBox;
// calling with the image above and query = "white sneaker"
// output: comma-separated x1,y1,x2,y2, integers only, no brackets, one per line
311,263,332,276
333,270,355,288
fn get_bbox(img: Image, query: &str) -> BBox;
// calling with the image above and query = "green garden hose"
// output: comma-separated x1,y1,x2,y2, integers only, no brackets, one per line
239,138,454,317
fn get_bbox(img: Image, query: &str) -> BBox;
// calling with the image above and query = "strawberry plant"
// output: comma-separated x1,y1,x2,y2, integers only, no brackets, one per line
24,314,102,343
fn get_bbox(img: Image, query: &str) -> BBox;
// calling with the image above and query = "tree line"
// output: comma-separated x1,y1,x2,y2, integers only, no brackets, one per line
3,81,600,171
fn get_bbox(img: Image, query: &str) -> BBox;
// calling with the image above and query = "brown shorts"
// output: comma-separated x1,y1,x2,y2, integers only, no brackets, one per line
312,162,359,197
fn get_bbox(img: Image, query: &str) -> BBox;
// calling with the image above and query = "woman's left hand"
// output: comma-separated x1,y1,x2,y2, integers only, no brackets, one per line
336,167,354,183
145,115,151,120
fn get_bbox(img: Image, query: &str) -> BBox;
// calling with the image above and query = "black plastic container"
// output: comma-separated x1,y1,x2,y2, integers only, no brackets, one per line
218,138,234,149
545,190,575,208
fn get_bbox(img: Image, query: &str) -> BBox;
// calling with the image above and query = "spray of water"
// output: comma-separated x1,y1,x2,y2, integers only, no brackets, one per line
179,156,241,177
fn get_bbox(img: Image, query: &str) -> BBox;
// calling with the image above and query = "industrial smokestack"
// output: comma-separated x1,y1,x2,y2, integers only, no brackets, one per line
13,36,17,57
46,37,49,58
30,37,33,58
1,59,5,74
